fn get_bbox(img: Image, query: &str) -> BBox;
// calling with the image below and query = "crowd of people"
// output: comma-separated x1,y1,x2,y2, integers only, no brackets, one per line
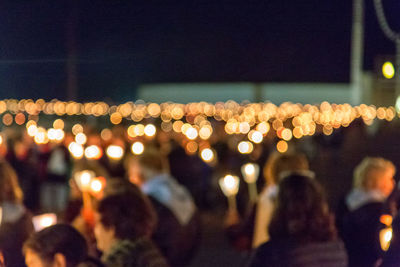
226,152,400,267
0,130,400,266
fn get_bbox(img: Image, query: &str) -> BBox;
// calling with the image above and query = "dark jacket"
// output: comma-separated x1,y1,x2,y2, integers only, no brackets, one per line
248,238,348,267
337,201,386,267
150,196,201,266
0,207,33,267
102,238,169,267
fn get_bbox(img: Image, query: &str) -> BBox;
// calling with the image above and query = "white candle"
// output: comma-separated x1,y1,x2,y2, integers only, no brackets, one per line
74,170,95,192
241,163,260,203
241,163,259,184
219,175,240,211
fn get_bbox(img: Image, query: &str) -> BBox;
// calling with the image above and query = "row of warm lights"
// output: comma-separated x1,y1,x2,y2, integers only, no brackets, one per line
22,117,218,162
127,124,157,138
3,100,399,159
3,101,399,139
0,99,398,125
23,116,288,157
26,121,65,144
67,141,146,161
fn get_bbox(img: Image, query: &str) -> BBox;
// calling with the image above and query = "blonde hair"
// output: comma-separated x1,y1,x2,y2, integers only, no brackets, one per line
353,157,395,190
263,152,309,186
0,160,23,203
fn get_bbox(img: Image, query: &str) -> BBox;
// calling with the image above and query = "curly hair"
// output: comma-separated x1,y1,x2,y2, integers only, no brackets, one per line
268,174,336,242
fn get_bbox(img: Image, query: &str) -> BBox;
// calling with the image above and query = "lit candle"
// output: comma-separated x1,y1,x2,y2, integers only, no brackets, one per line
74,170,95,212
74,170,95,192
241,163,260,203
89,176,106,199
380,214,393,251
219,174,240,211
32,213,57,231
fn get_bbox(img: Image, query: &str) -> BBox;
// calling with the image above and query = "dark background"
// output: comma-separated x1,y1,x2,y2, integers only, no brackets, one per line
0,0,399,101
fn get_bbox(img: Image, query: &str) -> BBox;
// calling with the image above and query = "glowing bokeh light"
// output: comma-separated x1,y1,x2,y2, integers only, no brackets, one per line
106,145,124,160
131,141,145,155
200,148,214,162
382,61,395,79
144,124,156,137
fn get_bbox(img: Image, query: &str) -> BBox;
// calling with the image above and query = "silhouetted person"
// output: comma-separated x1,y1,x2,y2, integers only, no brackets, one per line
249,173,347,267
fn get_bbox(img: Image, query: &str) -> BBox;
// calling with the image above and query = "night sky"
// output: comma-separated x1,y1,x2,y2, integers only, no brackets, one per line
0,1,399,101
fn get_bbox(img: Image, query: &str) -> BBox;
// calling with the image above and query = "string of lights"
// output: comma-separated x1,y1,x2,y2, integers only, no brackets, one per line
0,99,398,161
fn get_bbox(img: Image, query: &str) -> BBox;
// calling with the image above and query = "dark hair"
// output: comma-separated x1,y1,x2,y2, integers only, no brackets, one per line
268,174,336,242
97,191,156,240
23,224,88,267
76,257,105,267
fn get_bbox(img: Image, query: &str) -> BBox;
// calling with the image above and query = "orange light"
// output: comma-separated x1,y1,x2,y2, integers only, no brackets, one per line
101,128,112,141
53,119,65,129
110,112,123,125
72,124,83,135
380,215,393,227
276,140,288,153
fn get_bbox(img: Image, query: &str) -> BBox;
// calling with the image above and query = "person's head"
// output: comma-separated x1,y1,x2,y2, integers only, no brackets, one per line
0,159,23,203
353,157,395,197
23,224,88,267
103,177,143,197
94,192,156,253
126,148,168,185
263,152,309,186
269,174,336,242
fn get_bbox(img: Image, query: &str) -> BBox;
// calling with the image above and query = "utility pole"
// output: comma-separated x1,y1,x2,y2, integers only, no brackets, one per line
351,0,364,105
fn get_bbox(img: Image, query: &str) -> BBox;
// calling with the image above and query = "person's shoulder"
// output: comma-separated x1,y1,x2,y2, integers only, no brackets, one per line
253,239,291,258
248,240,289,267
134,239,170,267
290,240,348,266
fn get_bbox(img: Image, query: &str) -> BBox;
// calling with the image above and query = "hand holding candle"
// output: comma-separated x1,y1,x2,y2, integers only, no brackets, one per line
380,214,393,251
74,170,96,218
74,170,95,192
241,163,260,203
219,174,240,212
